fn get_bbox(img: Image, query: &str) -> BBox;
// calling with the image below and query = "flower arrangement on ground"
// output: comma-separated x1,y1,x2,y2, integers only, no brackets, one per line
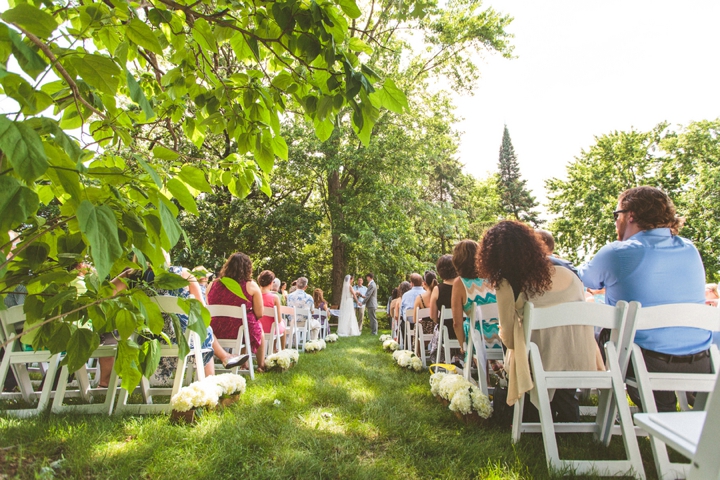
379,334,392,342
382,339,399,352
429,372,492,422
392,349,423,372
170,373,247,422
325,334,339,343
304,339,327,352
266,349,300,371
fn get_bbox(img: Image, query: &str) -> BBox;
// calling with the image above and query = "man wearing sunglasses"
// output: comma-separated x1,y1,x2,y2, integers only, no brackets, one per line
577,186,711,412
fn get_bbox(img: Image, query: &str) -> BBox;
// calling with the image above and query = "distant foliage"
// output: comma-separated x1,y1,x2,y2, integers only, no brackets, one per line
496,126,542,226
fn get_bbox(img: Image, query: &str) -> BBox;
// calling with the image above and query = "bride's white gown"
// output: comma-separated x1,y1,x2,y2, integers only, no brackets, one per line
336,275,360,336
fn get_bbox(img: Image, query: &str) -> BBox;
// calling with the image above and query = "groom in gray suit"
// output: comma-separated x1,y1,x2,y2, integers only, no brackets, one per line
363,273,378,335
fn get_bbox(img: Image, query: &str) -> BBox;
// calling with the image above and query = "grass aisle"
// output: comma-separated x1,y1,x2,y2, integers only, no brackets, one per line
1,333,658,479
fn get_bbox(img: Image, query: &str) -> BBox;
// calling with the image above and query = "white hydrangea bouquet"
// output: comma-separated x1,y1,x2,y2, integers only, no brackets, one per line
429,372,492,423
266,349,300,371
170,373,247,422
392,349,423,372
304,339,327,352
325,334,339,343
382,339,399,352
379,334,392,342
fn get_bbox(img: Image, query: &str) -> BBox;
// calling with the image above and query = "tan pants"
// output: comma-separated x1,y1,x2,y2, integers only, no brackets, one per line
355,306,365,331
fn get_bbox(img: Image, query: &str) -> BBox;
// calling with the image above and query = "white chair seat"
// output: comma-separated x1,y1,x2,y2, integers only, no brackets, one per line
634,411,703,459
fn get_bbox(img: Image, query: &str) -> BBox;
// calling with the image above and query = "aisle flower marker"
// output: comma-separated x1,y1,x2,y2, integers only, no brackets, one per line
392,349,423,371
379,334,392,342
266,349,300,371
325,334,339,343
382,339,399,352
429,372,492,424
170,373,247,423
304,339,326,352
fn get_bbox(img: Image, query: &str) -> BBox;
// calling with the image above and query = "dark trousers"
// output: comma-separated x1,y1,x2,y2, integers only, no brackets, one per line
522,389,580,423
626,349,711,412
366,308,377,335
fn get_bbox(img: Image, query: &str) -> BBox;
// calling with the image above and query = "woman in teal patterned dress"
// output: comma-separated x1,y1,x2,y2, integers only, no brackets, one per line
450,240,502,364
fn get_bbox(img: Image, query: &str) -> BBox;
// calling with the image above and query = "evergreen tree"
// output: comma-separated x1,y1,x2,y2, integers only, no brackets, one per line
496,125,543,226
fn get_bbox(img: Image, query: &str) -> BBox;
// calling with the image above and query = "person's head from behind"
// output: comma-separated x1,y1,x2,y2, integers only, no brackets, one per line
535,229,555,255
398,281,412,297
257,270,275,288
219,252,253,282
423,270,438,291
313,288,325,305
409,273,422,287
615,186,681,241
391,287,399,300
436,254,457,282
366,272,374,283
452,239,479,279
281,281,287,291
272,278,281,292
477,220,552,298
296,277,308,290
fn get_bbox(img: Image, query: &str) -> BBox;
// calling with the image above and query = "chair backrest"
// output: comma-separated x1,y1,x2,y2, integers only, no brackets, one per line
404,308,414,324
279,305,296,325
151,296,206,380
439,305,453,322
415,307,431,333
0,305,26,343
478,302,499,322
206,303,246,320
523,300,629,347
295,308,310,327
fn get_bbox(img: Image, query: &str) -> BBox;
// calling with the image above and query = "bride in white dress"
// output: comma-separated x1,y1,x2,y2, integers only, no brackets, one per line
336,275,361,336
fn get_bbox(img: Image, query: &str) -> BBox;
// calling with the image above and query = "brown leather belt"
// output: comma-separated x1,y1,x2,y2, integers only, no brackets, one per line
642,348,710,364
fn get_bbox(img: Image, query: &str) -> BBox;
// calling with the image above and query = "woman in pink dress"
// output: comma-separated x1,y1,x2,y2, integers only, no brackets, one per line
258,270,285,351
207,252,266,371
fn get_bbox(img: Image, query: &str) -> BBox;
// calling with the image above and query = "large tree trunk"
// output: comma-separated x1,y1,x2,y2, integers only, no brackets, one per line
328,169,348,306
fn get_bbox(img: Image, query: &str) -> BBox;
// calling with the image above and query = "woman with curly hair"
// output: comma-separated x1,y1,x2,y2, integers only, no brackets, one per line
477,220,603,420
207,252,266,371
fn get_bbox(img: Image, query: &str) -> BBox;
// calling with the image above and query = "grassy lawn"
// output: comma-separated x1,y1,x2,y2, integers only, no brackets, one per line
1,328,673,479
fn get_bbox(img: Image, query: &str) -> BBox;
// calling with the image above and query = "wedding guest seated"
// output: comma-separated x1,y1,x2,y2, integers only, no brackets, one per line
400,274,424,346
313,288,330,335
391,282,411,340
287,277,321,340
258,270,285,351
271,278,284,306
207,252,266,371
536,229,579,277
477,221,604,421
429,254,457,357
706,283,719,307
413,271,438,354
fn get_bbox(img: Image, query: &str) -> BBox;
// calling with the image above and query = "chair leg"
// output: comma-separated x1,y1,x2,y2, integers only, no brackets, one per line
511,392,525,443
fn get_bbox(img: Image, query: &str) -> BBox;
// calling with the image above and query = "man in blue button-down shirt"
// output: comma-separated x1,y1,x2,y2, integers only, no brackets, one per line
578,186,712,412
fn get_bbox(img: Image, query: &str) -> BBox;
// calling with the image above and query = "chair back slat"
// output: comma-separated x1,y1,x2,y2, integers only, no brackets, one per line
633,303,720,331
206,304,246,319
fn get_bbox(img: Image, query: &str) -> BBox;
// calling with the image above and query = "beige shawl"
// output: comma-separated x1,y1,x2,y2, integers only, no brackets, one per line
498,266,604,406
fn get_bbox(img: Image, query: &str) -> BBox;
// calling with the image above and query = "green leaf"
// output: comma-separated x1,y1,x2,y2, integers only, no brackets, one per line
0,176,39,231
158,201,182,248
219,277,248,301
152,146,179,161
337,0,362,19
77,200,124,280
115,339,142,391
178,165,212,193
8,29,47,79
191,18,217,53
254,131,275,173
115,309,138,339
183,298,210,341
1,4,58,39
372,79,408,114
68,54,120,96
166,178,199,215
141,338,161,378
271,135,288,161
135,291,163,334
0,115,49,182
314,116,334,141
65,328,100,373
348,37,372,54
126,19,163,55
125,69,155,120
134,155,162,187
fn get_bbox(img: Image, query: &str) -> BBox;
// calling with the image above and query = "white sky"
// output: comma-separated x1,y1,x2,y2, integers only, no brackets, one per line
454,1,720,210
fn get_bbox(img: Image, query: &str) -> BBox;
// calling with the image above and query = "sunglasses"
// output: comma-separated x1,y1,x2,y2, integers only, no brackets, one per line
612,209,628,221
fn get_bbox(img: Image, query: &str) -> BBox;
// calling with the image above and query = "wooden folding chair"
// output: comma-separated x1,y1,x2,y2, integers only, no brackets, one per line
0,305,61,418
611,302,720,479
207,303,255,380
114,296,208,415
414,307,433,366
635,373,720,480
512,301,645,479
464,303,503,396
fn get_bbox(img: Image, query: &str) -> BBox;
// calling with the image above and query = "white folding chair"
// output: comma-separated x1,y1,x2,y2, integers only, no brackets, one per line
206,303,255,380
51,341,119,415
0,305,62,417
436,306,461,365
403,308,414,351
613,302,720,479
294,307,311,351
279,305,297,349
261,305,282,356
114,296,208,415
512,301,645,479
414,307,433,366
313,309,329,339
635,373,720,480
464,303,503,396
